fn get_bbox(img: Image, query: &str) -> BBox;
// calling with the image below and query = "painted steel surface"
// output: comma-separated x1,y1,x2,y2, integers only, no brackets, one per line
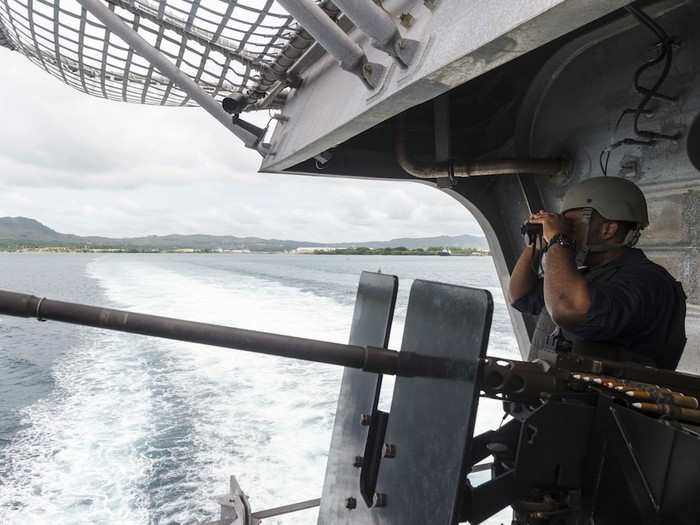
262,0,630,172
370,280,492,524
317,271,397,524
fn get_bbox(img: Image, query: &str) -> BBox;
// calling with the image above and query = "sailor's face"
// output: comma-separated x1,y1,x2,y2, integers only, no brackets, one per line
562,209,589,247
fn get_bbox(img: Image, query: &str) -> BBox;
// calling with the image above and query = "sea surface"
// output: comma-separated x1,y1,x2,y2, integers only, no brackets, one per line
0,254,519,524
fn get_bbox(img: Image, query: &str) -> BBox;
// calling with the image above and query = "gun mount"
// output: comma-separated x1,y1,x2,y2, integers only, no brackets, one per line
1,272,699,524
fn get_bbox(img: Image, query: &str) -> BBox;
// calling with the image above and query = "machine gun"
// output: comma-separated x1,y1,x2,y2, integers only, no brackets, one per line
467,354,700,524
1,272,699,525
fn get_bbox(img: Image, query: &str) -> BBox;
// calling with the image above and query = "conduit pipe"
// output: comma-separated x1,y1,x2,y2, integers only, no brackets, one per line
276,0,385,88
396,120,567,179
333,0,418,67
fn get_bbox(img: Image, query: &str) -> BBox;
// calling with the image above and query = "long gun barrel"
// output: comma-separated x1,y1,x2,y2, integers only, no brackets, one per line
0,289,438,377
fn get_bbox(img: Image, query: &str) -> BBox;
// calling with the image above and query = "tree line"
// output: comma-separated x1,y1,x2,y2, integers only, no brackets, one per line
314,246,487,256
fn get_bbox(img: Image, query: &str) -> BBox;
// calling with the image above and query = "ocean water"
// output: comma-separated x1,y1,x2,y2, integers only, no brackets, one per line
0,254,519,524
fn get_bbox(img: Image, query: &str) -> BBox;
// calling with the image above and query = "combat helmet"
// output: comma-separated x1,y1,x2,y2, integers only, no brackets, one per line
562,176,649,228
561,177,649,264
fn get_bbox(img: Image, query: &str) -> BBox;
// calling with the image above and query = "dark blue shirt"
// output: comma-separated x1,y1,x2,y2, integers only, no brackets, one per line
512,248,683,366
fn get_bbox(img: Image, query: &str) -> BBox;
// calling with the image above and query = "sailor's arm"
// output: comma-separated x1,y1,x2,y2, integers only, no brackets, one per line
508,246,540,304
528,211,591,328
542,244,590,327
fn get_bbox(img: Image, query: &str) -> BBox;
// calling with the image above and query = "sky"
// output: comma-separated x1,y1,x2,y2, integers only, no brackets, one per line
0,48,483,243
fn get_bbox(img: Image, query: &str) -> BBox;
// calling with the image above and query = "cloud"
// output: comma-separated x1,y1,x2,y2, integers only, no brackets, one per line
0,48,484,242
0,49,262,188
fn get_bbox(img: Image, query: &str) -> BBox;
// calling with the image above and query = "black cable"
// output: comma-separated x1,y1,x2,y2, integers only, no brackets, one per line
626,5,679,140
600,137,657,176
529,235,545,275
626,4,668,42
599,148,611,176
599,5,679,175
530,243,538,274
632,49,677,140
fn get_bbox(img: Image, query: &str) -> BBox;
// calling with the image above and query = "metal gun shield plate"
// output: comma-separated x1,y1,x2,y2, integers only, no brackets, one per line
372,280,493,524
318,271,398,524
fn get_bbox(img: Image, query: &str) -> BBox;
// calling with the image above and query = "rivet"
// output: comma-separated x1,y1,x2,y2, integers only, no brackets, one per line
345,497,357,510
383,443,396,458
360,413,371,426
353,456,364,468
374,493,387,507
399,13,414,28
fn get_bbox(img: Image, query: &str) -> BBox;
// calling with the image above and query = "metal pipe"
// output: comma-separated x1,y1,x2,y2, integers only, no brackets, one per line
0,20,14,50
332,0,417,67
75,0,266,152
252,498,321,519
0,290,466,379
105,0,266,75
276,0,384,88
396,118,567,179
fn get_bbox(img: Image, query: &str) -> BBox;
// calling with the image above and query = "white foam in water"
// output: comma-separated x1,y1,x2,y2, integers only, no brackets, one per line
0,331,153,523
89,258,357,525
0,256,516,524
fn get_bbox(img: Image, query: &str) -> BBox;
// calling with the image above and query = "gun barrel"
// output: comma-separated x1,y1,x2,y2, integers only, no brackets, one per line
0,289,403,375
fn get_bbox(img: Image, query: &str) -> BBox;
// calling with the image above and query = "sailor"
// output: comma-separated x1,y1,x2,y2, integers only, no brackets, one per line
509,176,687,370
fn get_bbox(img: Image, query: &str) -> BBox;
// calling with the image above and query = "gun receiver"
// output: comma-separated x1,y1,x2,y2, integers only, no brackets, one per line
465,354,700,524
480,353,700,409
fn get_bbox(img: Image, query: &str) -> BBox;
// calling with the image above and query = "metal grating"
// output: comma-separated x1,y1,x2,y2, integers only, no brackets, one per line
0,0,319,109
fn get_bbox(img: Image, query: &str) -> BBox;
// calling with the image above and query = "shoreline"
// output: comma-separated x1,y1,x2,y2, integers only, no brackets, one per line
0,248,490,256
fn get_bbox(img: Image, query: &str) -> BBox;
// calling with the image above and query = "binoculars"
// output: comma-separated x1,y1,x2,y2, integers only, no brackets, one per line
521,222,543,245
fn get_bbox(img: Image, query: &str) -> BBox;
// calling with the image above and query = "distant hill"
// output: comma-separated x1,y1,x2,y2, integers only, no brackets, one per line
0,217,67,242
0,217,487,251
336,234,488,250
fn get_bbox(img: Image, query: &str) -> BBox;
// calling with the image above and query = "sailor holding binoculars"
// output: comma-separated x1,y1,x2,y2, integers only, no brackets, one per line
508,177,686,370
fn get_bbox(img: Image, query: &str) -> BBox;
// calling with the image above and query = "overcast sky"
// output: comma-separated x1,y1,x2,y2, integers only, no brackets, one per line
0,48,483,242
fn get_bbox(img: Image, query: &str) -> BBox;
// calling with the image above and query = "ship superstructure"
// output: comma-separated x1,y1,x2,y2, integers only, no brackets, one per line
1,1,700,523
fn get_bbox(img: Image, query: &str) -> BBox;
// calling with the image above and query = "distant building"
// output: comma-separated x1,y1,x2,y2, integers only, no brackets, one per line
294,247,335,254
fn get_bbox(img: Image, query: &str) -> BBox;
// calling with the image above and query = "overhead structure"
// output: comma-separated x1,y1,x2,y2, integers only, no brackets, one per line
275,0,384,89
331,0,418,68
0,0,306,109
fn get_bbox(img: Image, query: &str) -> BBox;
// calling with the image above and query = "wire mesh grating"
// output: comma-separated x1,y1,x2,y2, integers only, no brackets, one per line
0,0,306,109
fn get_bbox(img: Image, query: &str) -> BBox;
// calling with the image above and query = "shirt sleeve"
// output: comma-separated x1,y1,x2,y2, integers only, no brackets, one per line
565,278,645,341
511,279,545,316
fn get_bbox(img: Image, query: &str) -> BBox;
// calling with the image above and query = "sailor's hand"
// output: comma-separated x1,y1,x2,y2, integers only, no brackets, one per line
528,211,569,243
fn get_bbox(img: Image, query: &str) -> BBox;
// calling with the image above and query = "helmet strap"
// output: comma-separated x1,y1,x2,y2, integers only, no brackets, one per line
574,208,593,268
571,208,642,267
585,225,642,253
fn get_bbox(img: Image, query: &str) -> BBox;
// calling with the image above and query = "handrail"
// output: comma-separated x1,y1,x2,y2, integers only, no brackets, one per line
251,498,321,519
